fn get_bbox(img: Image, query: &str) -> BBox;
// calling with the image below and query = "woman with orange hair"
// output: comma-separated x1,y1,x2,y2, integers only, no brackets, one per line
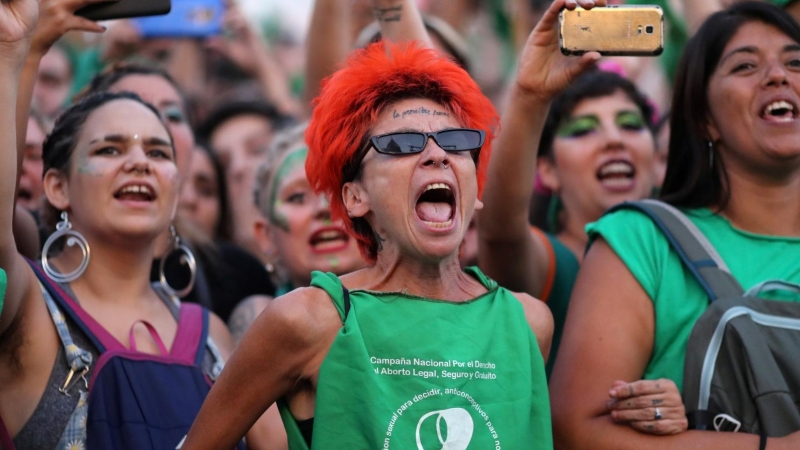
182,32,554,450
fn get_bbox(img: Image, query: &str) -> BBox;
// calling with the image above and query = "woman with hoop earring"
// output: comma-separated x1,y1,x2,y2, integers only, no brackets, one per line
0,47,260,449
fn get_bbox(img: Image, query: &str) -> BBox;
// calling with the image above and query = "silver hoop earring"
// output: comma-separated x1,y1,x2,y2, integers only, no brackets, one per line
708,141,715,168
159,225,197,298
41,212,90,283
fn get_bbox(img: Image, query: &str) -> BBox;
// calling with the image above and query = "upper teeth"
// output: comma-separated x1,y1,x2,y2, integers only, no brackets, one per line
120,185,152,195
425,183,450,192
599,162,634,176
318,231,341,240
766,101,794,115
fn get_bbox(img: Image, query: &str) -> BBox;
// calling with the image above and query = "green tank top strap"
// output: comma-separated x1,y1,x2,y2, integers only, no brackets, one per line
309,271,348,323
463,266,498,290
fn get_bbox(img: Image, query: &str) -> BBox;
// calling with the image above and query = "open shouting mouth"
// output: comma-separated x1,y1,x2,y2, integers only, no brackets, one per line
596,160,636,192
760,99,798,124
309,226,350,254
415,182,456,229
114,182,156,204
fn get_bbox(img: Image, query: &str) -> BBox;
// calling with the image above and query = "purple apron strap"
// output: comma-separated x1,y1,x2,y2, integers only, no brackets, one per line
128,321,169,356
0,412,17,450
169,303,207,364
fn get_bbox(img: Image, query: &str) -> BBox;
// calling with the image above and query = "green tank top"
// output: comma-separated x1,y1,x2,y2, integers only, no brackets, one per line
587,208,800,391
278,267,552,450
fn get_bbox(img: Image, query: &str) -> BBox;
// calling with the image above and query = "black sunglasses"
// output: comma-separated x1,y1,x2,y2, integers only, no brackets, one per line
368,128,486,155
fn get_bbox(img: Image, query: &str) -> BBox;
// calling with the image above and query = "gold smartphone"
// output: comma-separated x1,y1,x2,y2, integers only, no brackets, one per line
559,6,664,56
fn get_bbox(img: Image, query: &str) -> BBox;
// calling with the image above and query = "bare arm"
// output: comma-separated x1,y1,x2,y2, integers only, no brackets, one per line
0,0,39,333
477,0,601,297
182,287,340,449
207,310,288,449
303,0,432,111
371,0,431,49
303,0,352,108
549,239,800,449
514,291,553,362
13,204,40,260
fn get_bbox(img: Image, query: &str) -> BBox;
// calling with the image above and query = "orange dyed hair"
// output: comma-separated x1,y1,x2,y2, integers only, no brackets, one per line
305,42,499,262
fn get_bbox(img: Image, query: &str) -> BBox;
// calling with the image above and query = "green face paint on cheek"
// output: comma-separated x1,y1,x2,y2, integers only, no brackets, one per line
268,147,309,231
75,152,103,177
556,116,601,138
327,256,340,269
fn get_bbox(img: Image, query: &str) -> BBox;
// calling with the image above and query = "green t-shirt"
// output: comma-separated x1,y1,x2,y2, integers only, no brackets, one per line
587,208,800,391
279,267,552,450
0,268,6,318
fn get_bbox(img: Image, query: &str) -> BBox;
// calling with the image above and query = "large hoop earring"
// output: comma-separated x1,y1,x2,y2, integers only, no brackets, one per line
159,225,196,298
41,212,90,283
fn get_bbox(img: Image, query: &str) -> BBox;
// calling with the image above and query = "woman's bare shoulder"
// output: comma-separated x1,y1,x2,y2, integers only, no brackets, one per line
510,291,554,360
253,286,343,347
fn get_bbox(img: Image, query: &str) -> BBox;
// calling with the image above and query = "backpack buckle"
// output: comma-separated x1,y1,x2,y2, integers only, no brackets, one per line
713,414,742,432
59,367,89,397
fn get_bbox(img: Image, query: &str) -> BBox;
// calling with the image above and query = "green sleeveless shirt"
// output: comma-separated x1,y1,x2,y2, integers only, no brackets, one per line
278,267,552,450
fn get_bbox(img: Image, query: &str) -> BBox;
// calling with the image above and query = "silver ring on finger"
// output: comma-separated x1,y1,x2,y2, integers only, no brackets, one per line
654,407,663,420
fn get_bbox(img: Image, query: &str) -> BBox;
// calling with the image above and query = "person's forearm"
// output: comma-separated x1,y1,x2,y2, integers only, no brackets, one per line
480,84,550,242
372,0,431,48
303,0,352,108
254,50,303,118
15,54,40,191
1,65,25,253
556,414,786,450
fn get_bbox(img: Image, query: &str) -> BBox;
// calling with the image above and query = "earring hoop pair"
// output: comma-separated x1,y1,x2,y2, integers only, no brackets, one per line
42,215,196,298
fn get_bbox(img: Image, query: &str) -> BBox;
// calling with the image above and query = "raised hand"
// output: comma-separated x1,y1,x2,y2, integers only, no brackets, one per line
0,0,39,55
205,2,266,76
515,0,607,102
606,379,689,435
31,0,115,58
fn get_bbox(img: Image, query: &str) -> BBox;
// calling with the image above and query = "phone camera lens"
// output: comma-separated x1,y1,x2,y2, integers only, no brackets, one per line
645,25,654,34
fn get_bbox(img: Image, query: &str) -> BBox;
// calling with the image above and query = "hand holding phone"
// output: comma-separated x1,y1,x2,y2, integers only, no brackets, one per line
31,0,116,57
514,0,607,103
559,6,664,56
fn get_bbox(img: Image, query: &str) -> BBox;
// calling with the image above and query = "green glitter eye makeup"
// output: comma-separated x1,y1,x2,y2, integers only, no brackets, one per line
556,116,601,138
616,111,646,130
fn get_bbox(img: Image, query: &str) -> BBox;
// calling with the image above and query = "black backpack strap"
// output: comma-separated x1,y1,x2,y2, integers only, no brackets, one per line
606,200,744,301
